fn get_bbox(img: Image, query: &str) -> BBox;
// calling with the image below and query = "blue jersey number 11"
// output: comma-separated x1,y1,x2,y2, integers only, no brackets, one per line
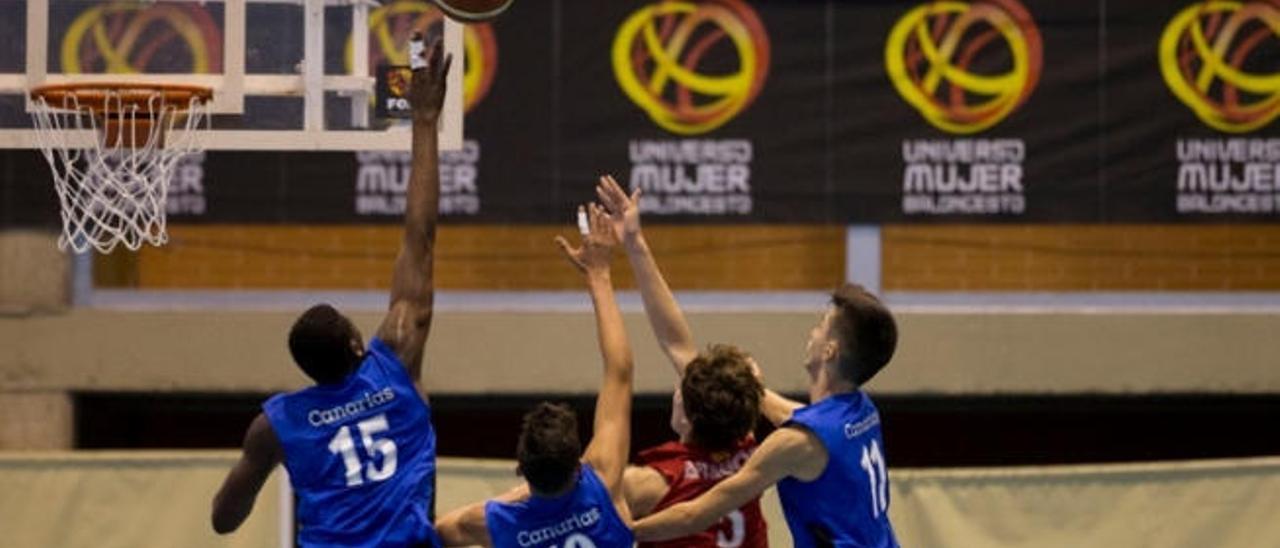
859,440,888,518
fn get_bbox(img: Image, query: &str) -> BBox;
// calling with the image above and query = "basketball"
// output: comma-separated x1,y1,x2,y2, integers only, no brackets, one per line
433,0,515,23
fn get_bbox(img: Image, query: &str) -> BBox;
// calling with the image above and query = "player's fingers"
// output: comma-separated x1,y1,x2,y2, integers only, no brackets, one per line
606,175,638,207
601,176,628,208
609,175,627,198
439,53,454,80
553,236,583,268
602,175,623,198
596,183,620,213
590,203,610,234
428,36,443,61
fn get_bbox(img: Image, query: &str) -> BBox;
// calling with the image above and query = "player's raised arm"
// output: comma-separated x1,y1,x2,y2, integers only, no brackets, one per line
211,414,282,534
374,36,453,380
597,175,697,372
555,203,633,512
598,175,804,424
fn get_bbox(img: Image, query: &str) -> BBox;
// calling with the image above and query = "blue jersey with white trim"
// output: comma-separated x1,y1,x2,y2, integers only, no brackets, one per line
484,463,634,548
776,391,898,548
263,338,441,548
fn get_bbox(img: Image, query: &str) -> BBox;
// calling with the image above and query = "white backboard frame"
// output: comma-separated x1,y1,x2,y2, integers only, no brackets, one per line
0,0,463,151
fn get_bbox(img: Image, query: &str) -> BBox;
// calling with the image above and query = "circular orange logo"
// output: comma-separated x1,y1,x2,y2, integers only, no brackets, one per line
1160,0,1280,133
347,0,498,113
612,0,771,135
885,0,1043,134
62,2,222,74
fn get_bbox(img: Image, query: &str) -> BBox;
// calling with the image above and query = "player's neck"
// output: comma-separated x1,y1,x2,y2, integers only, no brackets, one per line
528,471,579,499
809,364,857,403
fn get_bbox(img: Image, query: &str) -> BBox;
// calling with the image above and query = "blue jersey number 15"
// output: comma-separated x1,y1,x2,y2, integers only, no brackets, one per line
327,413,398,487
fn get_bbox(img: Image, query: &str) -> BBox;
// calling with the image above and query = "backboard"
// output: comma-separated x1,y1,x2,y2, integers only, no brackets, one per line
0,0,463,151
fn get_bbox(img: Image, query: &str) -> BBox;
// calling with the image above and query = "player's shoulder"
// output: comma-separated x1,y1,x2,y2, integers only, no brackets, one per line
762,424,827,464
243,412,283,462
358,337,416,384
637,440,691,464
248,412,274,435
364,337,401,367
623,463,671,513
756,425,828,482
625,463,670,489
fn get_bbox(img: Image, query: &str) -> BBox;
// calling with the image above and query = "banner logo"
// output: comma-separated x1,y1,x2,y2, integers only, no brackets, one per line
1163,2,1280,214
62,2,222,73
612,0,770,136
885,0,1042,134
1160,0,1280,133
348,0,498,113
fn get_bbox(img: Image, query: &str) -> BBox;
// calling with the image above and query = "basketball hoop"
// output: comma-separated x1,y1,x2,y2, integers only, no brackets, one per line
29,82,212,253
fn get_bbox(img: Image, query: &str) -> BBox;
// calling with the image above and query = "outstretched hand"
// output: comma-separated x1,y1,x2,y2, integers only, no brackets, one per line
596,175,643,244
410,36,453,124
556,203,617,278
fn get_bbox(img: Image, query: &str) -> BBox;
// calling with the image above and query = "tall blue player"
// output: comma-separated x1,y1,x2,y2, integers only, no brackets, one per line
433,203,635,547
626,215,901,546
634,284,900,547
211,37,453,548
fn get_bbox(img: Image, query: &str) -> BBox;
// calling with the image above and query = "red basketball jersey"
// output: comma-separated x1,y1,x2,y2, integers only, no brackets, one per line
637,438,768,548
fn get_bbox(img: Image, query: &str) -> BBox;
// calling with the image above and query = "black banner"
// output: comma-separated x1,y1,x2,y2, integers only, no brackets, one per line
3,0,1279,227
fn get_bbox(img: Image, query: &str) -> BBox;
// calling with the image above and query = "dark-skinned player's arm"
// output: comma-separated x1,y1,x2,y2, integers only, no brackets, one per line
374,37,453,381
596,175,802,426
632,426,827,541
211,414,282,534
557,202,634,521
435,484,530,547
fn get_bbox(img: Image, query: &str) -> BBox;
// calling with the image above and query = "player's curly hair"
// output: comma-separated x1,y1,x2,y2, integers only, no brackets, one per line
830,284,897,386
517,402,582,494
681,344,764,451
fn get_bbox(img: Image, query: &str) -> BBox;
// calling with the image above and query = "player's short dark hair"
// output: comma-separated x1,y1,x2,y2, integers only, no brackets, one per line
830,284,898,386
517,402,582,494
681,345,764,451
288,304,362,384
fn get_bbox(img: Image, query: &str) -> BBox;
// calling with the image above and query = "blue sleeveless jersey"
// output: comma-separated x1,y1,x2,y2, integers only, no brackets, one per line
776,392,898,548
484,463,634,548
263,338,441,548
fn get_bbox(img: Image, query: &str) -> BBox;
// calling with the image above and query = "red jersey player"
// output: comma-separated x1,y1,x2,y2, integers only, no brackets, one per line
596,175,769,547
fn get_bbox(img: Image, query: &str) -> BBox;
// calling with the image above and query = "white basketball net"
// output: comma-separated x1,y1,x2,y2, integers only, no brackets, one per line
30,89,210,253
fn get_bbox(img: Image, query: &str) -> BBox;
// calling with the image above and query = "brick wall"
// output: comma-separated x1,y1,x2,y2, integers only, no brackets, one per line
105,224,845,290
98,224,1280,291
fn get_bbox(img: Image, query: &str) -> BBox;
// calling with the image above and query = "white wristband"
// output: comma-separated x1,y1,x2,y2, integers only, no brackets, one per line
577,210,590,236
409,39,427,70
